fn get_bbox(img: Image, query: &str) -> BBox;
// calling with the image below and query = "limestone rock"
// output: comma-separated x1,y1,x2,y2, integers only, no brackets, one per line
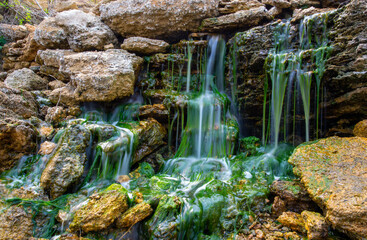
0,118,37,172
5,68,48,91
133,118,167,164
201,6,269,32
277,212,306,233
49,80,66,90
38,141,57,155
291,7,335,22
49,0,100,14
289,136,367,239
270,180,319,215
37,49,143,103
121,37,170,55
139,104,169,123
353,120,367,137
40,124,91,199
54,10,118,52
116,202,153,228
69,184,129,233
0,24,31,42
34,17,69,49
218,0,265,14
323,0,367,131
2,31,44,71
48,86,79,106
45,106,68,125
301,211,328,240
262,0,291,8
0,189,49,239
0,82,39,119
99,0,220,41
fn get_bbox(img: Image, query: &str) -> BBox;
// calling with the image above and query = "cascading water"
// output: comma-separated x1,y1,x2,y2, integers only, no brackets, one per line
264,11,332,146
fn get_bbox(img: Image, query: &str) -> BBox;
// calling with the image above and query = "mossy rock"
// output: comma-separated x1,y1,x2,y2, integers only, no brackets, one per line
69,184,129,233
288,136,367,239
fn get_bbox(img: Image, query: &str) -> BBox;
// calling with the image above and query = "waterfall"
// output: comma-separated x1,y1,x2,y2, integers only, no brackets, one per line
265,12,332,146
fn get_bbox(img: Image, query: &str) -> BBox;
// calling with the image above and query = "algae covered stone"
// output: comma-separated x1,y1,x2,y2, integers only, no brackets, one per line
116,202,153,228
301,211,328,240
289,136,367,239
40,124,91,199
69,184,129,233
277,211,306,233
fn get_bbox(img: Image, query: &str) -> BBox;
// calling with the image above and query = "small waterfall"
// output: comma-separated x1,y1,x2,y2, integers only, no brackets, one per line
264,11,333,146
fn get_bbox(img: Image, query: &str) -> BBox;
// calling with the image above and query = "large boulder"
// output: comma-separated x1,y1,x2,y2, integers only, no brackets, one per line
69,184,129,233
40,124,91,199
99,0,220,41
289,137,367,239
37,49,143,103
4,68,48,91
35,10,118,51
34,17,69,49
0,118,37,173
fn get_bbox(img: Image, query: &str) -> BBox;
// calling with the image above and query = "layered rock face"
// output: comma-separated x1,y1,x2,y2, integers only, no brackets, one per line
289,136,367,239
227,0,365,138
98,0,220,41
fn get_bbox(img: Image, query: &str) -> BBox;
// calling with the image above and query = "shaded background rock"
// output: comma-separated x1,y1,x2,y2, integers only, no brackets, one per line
0,118,37,173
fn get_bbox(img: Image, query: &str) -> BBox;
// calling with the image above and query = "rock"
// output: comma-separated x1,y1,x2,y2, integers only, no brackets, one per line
139,104,169,123
0,82,39,119
54,10,118,52
323,0,367,133
45,106,67,125
277,212,306,233
201,6,269,32
49,0,99,14
48,86,79,106
49,80,66,90
0,118,37,172
37,49,143,103
133,118,167,164
40,124,91,199
0,189,49,239
34,17,69,49
320,0,350,7
99,0,220,41
4,68,48,91
218,0,265,14
2,31,44,71
116,202,153,228
353,120,367,137
291,7,335,23
0,24,31,42
289,136,367,239
121,37,170,55
301,211,328,240
270,180,319,215
69,184,129,233
272,196,287,217
263,0,291,9
38,141,57,155
145,195,181,238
